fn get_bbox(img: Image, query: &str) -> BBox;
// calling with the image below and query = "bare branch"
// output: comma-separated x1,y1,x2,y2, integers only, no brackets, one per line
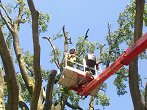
17,1,25,25
0,11,13,32
59,25,69,66
42,36,60,68
0,3,13,23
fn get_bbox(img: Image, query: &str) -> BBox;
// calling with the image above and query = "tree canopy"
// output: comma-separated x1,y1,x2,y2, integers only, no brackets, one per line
0,0,147,110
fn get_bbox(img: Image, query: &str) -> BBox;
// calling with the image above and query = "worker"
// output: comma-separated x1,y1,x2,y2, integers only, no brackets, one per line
66,47,76,67
83,52,99,75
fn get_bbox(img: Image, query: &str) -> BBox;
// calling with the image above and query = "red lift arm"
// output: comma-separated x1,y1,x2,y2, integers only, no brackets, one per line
78,33,147,96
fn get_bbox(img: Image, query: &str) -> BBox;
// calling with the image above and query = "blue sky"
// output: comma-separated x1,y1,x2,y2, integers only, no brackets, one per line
30,0,145,110
3,0,147,110
33,0,134,110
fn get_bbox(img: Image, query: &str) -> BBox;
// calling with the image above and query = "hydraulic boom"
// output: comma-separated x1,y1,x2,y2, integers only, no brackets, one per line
78,33,147,96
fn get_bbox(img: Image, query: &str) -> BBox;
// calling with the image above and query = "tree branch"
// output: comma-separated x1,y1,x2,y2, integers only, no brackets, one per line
65,101,83,110
42,36,60,68
43,70,57,110
16,1,25,25
0,2,13,23
18,85,29,110
89,96,94,110
145,82,147,109
59,25,69,67
0,26,19,110
27,0,42,109
0,68,5,109
0,11,13,32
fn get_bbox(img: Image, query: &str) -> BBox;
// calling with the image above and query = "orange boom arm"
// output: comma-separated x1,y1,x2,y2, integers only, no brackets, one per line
78,33,147,96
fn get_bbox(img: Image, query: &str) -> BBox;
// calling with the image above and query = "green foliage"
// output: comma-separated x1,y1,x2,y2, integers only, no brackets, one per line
102,1,147,98
23,51,48,80
16,73,31,102
95,93,110,108
38,12,50,33
52,31,63,41
76,36,101,57
68,91,81,105
113,73,128,96
50,47,61,63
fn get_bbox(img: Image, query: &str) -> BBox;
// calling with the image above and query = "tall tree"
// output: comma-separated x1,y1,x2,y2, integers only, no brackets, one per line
129,0,145,110
0,0,146,110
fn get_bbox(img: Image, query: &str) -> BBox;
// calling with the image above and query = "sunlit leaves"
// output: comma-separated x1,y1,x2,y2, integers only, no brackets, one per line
52,31,63,41
16,73,31,102
38,12,50,33
95,93,110,108
50,46,61,64
76,36,101,56
113,69,128,96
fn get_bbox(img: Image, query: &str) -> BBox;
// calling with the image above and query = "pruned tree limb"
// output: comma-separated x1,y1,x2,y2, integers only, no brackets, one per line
43,70,57,110
27,0,42,109
59,25,69,67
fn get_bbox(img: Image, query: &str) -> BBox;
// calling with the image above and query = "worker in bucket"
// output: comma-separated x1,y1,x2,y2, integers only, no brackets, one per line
66,47,76,67
83,52,99,75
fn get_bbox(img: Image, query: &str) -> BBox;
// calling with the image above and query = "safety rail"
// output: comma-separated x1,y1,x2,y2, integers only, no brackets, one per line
64,53,100,76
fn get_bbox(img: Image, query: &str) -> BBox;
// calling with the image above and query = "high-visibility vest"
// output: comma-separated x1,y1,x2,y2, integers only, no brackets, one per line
66,54,76,63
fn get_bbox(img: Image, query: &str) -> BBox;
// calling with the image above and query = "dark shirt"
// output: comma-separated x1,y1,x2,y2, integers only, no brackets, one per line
85,54,96,68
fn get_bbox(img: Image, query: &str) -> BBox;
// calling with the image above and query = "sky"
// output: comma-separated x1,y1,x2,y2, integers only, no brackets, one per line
25,0,146,110
32,0,135,110
2,0,147,110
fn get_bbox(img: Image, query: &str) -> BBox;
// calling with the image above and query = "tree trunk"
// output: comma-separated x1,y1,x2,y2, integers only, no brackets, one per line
145,82,147,109
0,27,19,110
0,68,5,110
27,0,42,109
129,0,145,110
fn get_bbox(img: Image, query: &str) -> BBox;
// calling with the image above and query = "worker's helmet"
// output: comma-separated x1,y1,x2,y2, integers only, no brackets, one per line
69,47,75,54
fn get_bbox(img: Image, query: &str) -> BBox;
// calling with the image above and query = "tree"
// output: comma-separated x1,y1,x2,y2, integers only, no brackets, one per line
0,0,146,110
103,0,147,110
0,0,109,110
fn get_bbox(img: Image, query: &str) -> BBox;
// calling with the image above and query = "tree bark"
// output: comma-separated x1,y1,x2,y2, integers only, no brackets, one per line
27,0,42,110
0,68,5,110
12,24,35,96
129,0,145,110
0,0,35,97
89,96,94,110
43,70,57,110
145,82,147,110
0,27,19,110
